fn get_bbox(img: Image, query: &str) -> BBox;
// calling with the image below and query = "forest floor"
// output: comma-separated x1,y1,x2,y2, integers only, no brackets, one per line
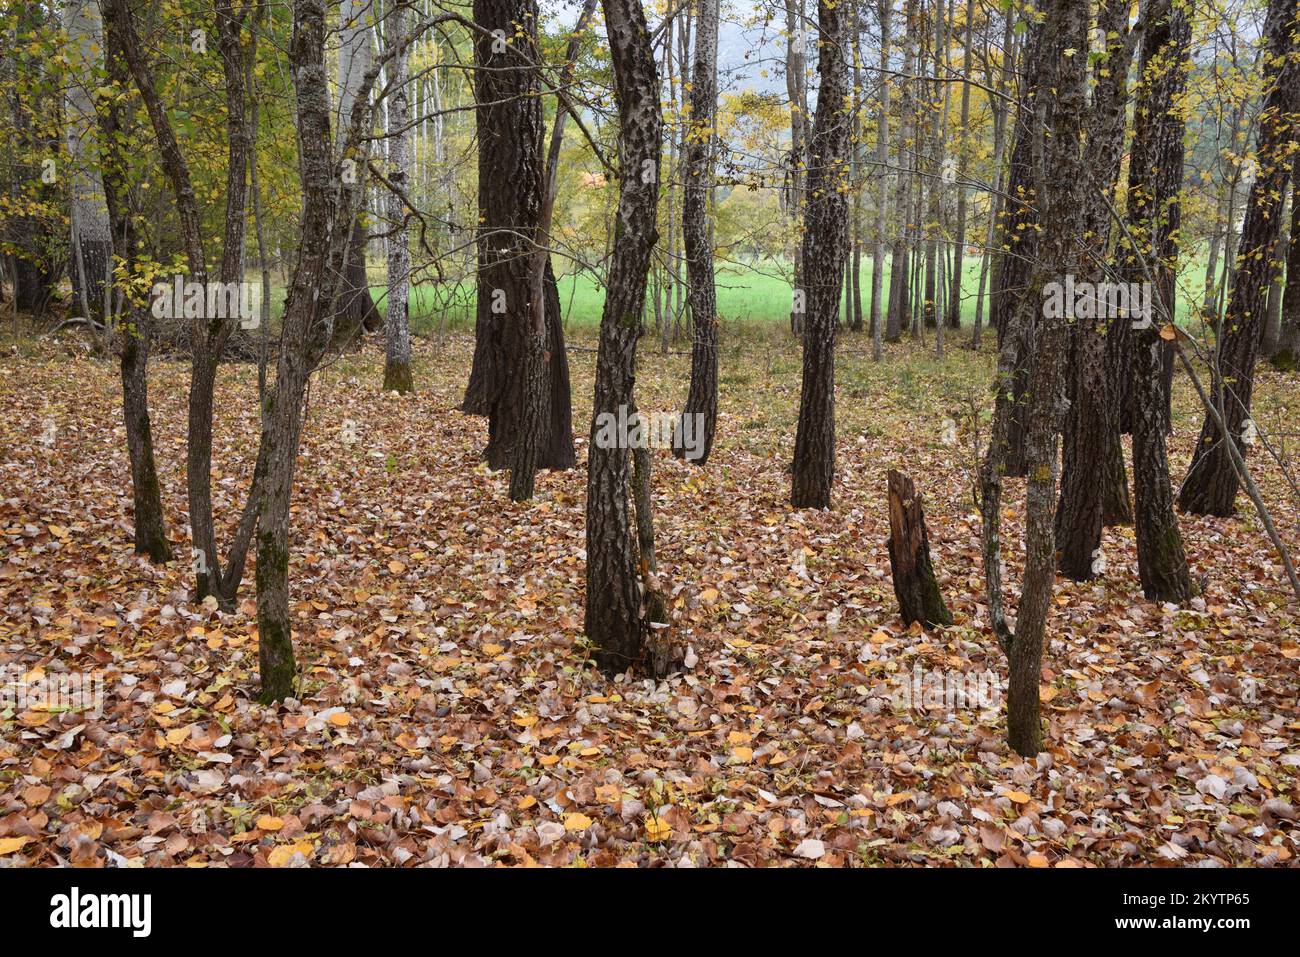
1,325,1298,867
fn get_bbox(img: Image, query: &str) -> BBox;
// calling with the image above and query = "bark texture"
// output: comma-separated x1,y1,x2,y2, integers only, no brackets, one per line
791,0,850,509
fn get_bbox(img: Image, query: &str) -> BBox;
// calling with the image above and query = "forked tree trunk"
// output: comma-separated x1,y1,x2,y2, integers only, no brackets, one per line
1179,0,1300,517
585,0,671,677
887,470,952,627
1054,0,1139,580
676,0,719,465
464,0,575,477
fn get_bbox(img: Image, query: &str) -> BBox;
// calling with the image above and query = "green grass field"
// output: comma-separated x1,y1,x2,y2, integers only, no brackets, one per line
373,249,1216,337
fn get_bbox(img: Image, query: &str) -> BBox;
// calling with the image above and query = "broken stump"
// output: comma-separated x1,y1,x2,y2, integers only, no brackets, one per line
886,469,953,628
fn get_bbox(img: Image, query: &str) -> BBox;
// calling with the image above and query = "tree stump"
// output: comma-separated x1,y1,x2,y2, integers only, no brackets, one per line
886,469,953,627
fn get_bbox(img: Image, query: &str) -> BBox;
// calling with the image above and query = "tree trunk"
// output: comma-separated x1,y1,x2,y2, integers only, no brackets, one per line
329,0,381,351
791,0,850,509
785,0,808,337
464,0,575,476
676,0,719,465
887,469,952,627
990,13,1046,478
1179,0,1300,517
869,0,890,360
1054,0,1139,580
96,8,172,564
383,0,414,394
1120,0,1195,602
585,0,670,677
1276,158,1300,367
64,0,113,325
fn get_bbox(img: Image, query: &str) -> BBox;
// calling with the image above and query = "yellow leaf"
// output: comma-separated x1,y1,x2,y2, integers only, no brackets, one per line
257,815,285,832
0,836,32,856
645,814,673,842
1027,852,1050,868
1006,791,1031,804
563,812,593,831
328,712,352,727
517,795,537,810
731,747,754,763
387,560,407,575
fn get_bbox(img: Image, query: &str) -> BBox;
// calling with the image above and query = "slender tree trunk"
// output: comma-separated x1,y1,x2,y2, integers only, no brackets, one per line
383,1,414,394
1180,0,1300,517
95,9,172,564
990,13,1046,477
786,0,809,336
63,0,113,326
945,0,972,331
1006,0,1087,758
585,0,671,677
330,0,381,351
1276,158,1300,367
791,0,850,509
869,0,890,360
676,0,719,464
1119,0,1195,601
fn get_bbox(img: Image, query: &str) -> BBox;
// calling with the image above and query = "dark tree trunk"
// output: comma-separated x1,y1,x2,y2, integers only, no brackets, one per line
980,0,1086,757
887,470,952,627
676,0,719,465
1179,0,1300,517
465,0,575,476
990,16,1046,478
1054,0,1139,580
585,0,670,677
1122,0,1194,602
97,11,171,564
791,0,849,509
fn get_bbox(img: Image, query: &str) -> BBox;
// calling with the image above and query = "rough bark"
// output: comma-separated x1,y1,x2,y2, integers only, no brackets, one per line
1179,0,1300,516
989,14,1046,478
1121,0,1195,602
1054,0,1139,580
329,0,381,351
676,0,719,464
791,0,850,509
384,1,414,394
464,0,575,475
97,7,171,564
585,0,670,677
887,470,952,627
